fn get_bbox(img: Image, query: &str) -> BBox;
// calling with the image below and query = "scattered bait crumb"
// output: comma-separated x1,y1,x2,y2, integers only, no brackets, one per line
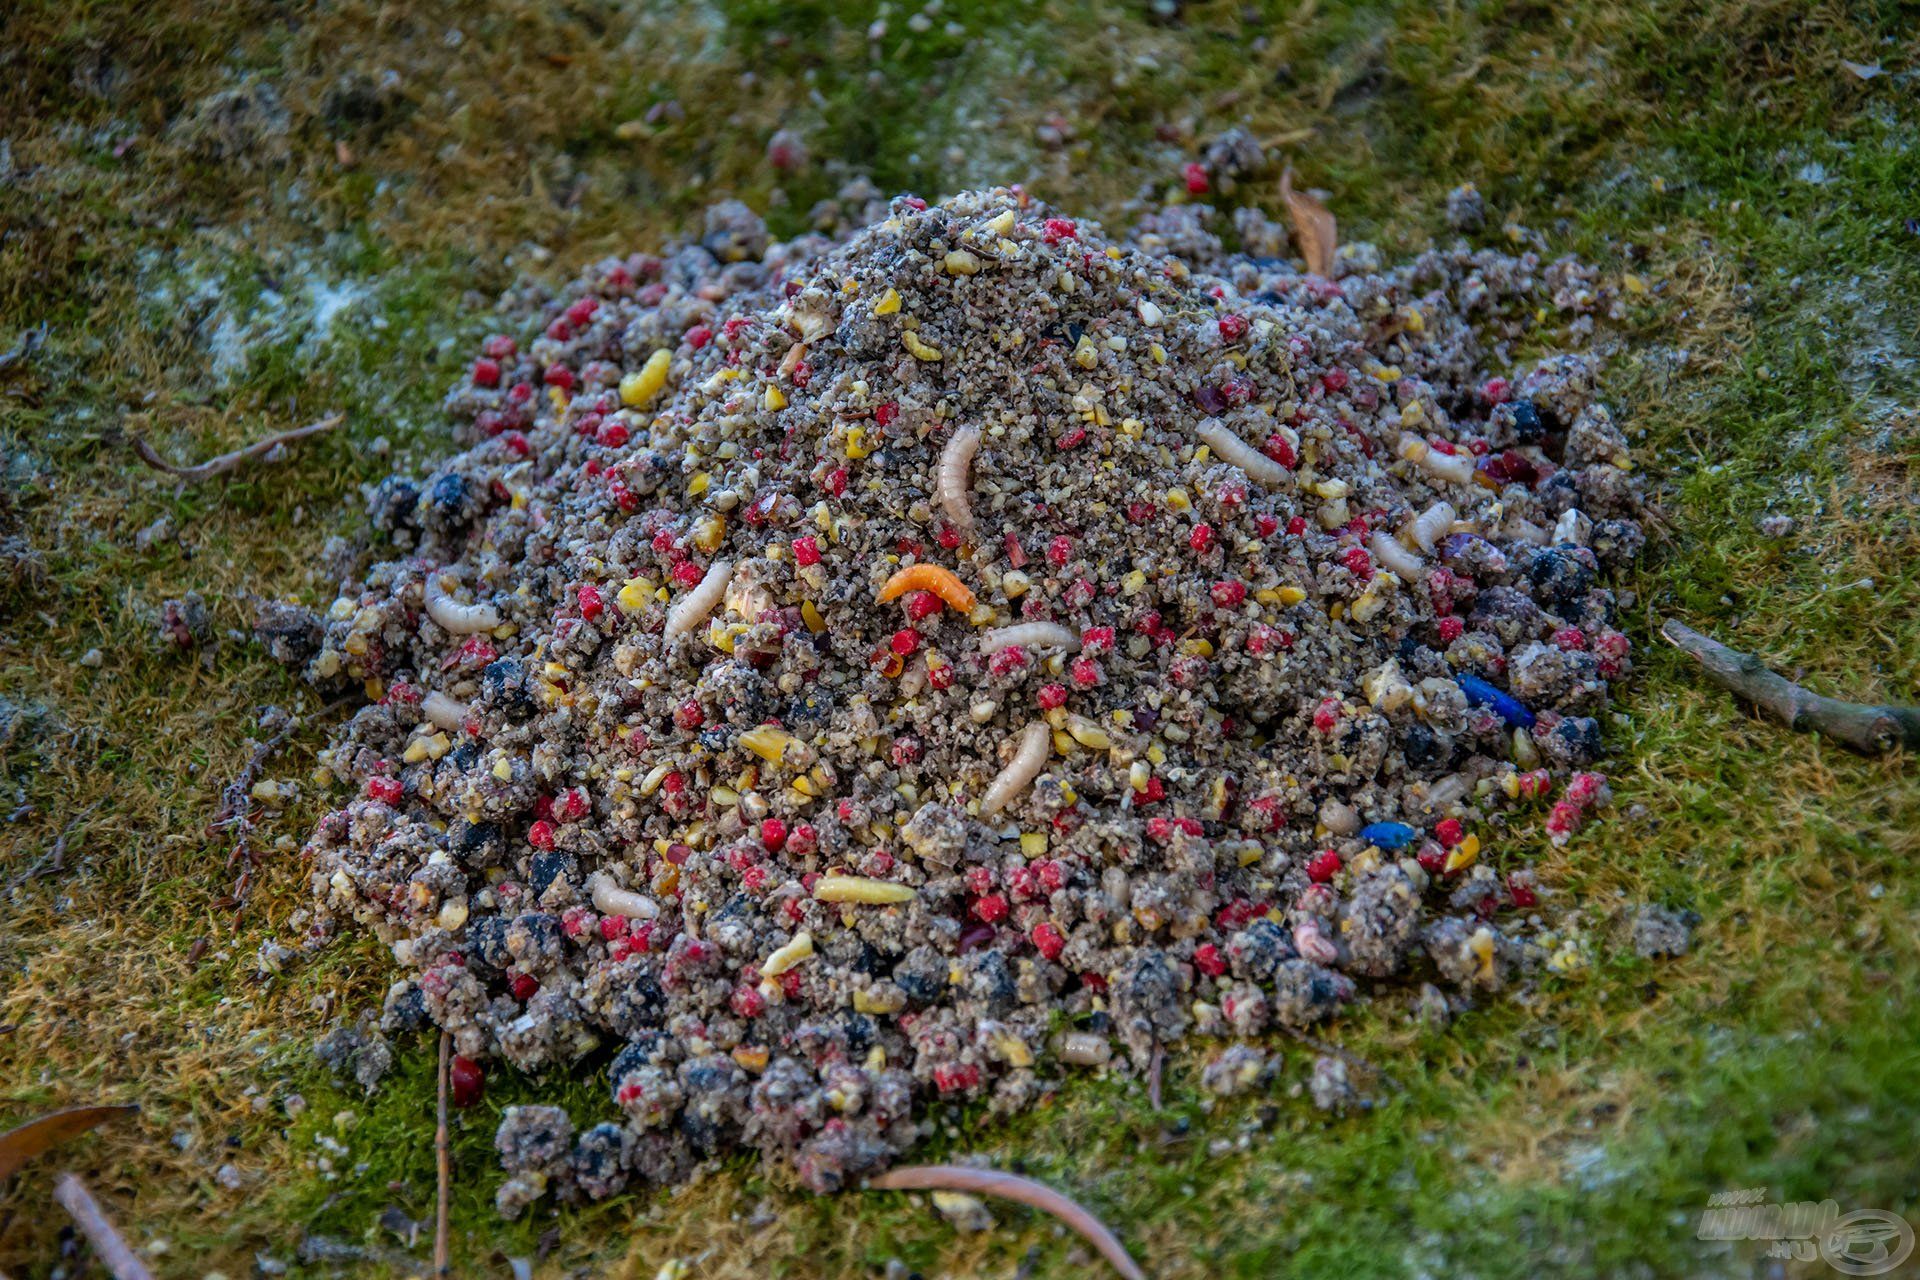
293,184,1644,1210
157,593,211,651
1756,513,1795,538
313,1015,394,1093
1308,1054,1358,1113
1630,904,1697,958
1445,183,1487,233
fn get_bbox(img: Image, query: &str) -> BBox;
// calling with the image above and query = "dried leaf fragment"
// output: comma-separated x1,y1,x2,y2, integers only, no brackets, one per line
0,1105,139,1180
868,1164,1146,1280
1281,166,1338,278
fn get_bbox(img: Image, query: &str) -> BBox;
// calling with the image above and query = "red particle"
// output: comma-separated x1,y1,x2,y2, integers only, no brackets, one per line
481,334,516,360
1546,800,1581,837
1042,218,1079,244
928,660,955,690
1080,626,1115,655
1032,922,1067,961
758,818,788,852
662,831,689,855
382,681,419,706
889,628,921,656
561,906,594,939
1552,626,1587,651
1079,970,1109,994
1056,426,1087,450
672,560,705,588
965,866,994,895
1182,162,1210,194
555,787,589,822
674,700,704,731
1264,435,1298,468
565,297,598,327
1136,776,1166,804
790,535,821,567
1507,874,1538,909
722,317,751,339
686,324,713,350
1482,377,1511,404
528,819,556,850
607,473,637,511
1193,943,1227,977
1218,314,1249,342
1438,616,1465,644
501,430,531,458
1566,771,1607,807
1307,849,1342,883
1211,579,1247,608
1037,683,1068,711
988,646,1030,677
823,467,849,498
578,584,604,621
932,1062,981,1094
508,381,534,404
1068,656,1102,688
449,1056,485,1108
1008,866,1040,900
1467,438,1491,457
779,969,802,998
1313,698,1342,734
1046,535,1073,567
544,364,576,392
365,776,402,806
1126,501,1155,525
1342,546,1373,578
472,357,501,388
599,914,628,941
597,421,630,448
904,590,943,622
1034,860,1065,893
1145,816,1172,844
1321,367,1349,393
971,893,1009,924
1416,842,1447,875
785,823,818,857
874,402,900,427
936,525,963,549
730,984,767,1019
1286,515,1308,536
1435,817,1465,847
1189,523,1216,553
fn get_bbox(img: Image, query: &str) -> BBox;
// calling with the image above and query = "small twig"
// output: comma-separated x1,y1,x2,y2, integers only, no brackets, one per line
1661,618,1920,756
128,413,344,484
434,1030,452,1277
52,1174,154,1280
1278,1025,1404,1095
869,1165,1145,1280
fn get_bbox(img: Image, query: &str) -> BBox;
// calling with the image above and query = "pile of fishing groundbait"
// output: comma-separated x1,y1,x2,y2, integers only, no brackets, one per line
297,184,1642,1214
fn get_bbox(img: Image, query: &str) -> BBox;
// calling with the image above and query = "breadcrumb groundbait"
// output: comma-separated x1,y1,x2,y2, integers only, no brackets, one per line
294,185,1645,1213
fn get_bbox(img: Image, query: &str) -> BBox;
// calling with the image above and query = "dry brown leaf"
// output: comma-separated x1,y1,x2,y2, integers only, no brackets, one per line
1281,166,1338,278
869,1164,1146,1280
0,1105,139,1181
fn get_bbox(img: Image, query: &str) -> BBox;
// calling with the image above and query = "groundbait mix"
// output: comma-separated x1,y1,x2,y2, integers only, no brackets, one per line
296,183,1644,1214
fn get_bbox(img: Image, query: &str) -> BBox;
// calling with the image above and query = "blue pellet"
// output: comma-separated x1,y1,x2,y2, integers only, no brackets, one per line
1358,822,1418,850
1455,672,1536,729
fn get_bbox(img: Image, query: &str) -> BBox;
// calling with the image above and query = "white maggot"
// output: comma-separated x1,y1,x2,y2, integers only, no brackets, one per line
421,691,468,732
979,621,1081,657
665,558,734,640
588,872,658,921
1370,530,1426,584
1195,419,1291,487
1397,433,1476,486
938,424,981,538
1409,500,1457,554
979,720,1052,817
423,573,501,635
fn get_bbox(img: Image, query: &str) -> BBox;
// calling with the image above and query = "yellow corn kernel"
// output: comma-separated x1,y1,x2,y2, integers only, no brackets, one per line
402,737,433,764
1443,832,1481,874
1402,400,1428,428
741,725,798,765
1311,478,1350,500
687,472,710,498
710,786,740,807
1052,728,1076,755
764,385,788,411
902,331,942,361
1145,743,1167,766
1073,334,1098,369
814,875,917,905
854,986,906,1015
872,287,902,316
1122,569,1147,595
1019,832,1049,858
944,249,981,275
1468,926,1497,980
1179,638,1215,658
801,600,827,633
692,516,726,553
845,425,874,459
984,209,1016,236
1238,846,1263,867
491,756,514,782
620,348,671,407
1150,342,1167,364
1065,716,1111,750
995,1033,1035,1068
617,577,656,611
761,930,815,976
732,1045,770,1073
1164,487,1191,512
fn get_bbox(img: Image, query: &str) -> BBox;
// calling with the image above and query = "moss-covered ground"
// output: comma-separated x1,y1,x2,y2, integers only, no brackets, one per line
1,2,1916,1275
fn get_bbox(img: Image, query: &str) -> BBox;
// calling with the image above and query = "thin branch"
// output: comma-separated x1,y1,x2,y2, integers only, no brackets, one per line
434,1030,452,1277
52,1174,154,1280
1661,619,1920,756
868,1165,1145,1280
128,413,344,484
